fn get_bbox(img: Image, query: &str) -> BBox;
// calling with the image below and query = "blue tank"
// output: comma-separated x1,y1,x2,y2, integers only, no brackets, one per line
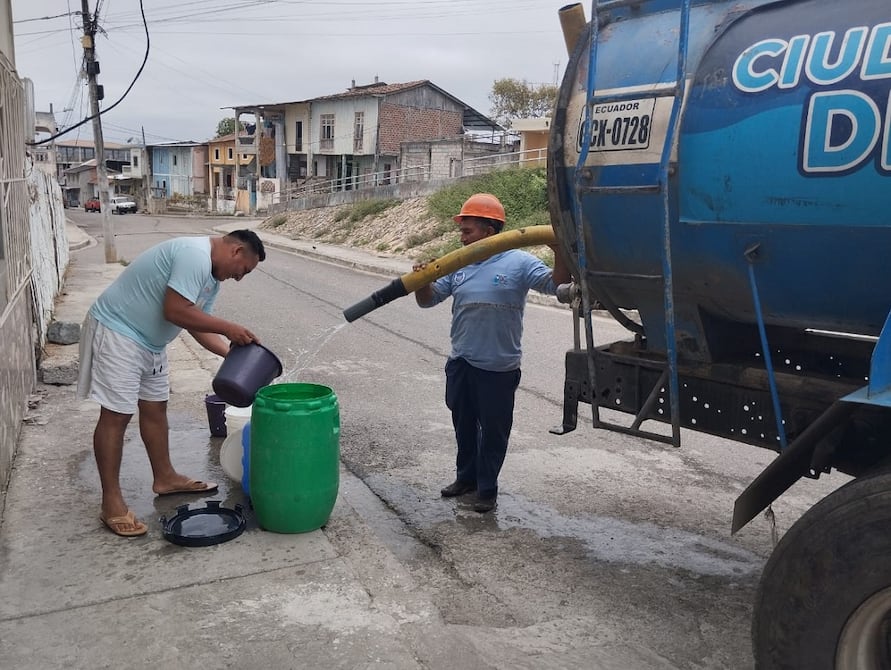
550,0,891,361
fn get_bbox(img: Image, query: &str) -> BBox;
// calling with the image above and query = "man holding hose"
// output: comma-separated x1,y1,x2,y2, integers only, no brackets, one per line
413,193,571,513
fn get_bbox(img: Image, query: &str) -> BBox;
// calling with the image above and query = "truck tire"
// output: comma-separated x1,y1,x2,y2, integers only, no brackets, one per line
752,469,891,669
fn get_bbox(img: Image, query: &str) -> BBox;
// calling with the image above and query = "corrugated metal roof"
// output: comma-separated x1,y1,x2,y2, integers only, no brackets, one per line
228,79,502,132
54,139,129,149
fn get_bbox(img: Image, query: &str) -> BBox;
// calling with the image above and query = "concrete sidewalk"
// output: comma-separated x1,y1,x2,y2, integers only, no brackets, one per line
0,222,489,669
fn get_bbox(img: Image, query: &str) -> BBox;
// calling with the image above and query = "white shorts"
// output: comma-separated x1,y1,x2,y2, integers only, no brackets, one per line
76,314,169,414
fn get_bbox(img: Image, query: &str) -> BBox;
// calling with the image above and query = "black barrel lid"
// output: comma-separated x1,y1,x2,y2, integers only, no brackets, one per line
160,500,246,547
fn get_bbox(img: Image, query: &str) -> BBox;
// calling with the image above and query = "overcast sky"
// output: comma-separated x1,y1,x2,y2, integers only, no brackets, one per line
13,0,574,146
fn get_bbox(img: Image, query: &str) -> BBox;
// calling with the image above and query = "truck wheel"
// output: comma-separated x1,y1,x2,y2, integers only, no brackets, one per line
752,470,891,669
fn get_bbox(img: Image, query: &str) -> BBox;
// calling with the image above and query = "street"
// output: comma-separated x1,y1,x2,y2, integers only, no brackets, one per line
61,210,847,668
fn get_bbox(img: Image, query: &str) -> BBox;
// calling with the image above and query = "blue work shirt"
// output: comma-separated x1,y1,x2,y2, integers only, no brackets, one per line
90,236,220,353
422,250,557,372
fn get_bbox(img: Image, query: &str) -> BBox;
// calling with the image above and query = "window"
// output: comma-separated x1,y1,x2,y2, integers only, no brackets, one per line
353,112,364,153
227,147,234,160
173,154,178,166
132,155,139,168
295,121,303,152
320,114,334,151
242,154,248,160
214,148,220,161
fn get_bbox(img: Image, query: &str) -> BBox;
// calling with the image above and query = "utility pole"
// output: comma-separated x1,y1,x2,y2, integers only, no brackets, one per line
81,0,116,263
141,125,149,212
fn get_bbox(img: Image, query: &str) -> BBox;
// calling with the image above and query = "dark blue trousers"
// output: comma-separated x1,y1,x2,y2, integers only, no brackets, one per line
444,357,521,498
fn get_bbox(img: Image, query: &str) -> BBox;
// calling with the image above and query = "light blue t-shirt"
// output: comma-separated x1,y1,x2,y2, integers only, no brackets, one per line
89,236,220,353
422,249,557,372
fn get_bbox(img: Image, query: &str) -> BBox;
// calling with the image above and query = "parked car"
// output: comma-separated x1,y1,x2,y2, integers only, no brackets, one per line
110,195,137,214
84,198,101,212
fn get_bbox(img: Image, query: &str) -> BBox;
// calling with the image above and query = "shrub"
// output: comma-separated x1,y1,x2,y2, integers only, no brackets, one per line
426,167,548,231
348,198,399,223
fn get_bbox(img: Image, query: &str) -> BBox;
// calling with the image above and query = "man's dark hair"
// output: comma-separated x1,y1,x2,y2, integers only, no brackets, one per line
485,218,504,234
226,229,266,261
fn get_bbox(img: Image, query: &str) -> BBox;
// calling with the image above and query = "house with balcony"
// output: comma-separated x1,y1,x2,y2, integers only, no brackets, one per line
62,157,135,209
55,139,131,207
228,78,501,212
207,132,256,214
149,141,208,200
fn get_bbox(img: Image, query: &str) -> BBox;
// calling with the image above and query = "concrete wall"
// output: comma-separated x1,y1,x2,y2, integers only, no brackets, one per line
191,146,208,194
270,177,461,214
0,158,69,501
28,161,68,347
257,177,279,213
310,98,379,157
0,283,35,501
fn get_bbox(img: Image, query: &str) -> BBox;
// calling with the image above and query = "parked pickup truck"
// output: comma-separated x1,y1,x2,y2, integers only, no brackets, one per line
110,195,137,214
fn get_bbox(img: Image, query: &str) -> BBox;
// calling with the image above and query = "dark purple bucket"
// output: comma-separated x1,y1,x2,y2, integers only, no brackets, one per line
204,394,227,437
212,342,283,408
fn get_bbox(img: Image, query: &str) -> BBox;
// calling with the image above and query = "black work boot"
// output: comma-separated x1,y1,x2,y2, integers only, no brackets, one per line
473,494,497,513
440,480,476,497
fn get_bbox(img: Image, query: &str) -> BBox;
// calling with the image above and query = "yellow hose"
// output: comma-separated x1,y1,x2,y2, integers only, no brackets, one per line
342,225,558,322
401,225,557,292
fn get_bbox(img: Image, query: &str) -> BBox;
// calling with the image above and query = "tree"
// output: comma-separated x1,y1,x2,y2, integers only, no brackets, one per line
215,117,243,137
488,78,559,129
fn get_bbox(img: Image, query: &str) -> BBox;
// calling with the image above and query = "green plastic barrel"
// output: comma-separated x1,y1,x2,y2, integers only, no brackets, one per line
250,382,340,533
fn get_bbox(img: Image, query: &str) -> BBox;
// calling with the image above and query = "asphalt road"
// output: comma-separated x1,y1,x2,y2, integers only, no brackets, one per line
68,210,849,668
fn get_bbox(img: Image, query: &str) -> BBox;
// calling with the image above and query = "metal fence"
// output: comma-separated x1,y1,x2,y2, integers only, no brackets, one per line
462,147,547,176
272,147,547,207
0,53,30,309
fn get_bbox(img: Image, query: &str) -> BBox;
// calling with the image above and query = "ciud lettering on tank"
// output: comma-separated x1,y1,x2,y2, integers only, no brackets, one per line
732,22,891,175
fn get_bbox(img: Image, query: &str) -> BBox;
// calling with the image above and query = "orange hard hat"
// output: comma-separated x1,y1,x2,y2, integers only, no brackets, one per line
453,193,506,225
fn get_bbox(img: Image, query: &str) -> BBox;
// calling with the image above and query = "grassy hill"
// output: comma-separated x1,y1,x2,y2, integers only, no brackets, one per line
260,167,558,266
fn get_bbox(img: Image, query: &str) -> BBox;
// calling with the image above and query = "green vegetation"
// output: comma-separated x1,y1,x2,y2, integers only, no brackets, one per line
267,214,288,228
421,167,551,260
335,198,399,225
426,167,549,231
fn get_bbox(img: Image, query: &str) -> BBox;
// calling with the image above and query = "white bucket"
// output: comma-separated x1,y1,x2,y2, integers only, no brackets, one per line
219,404,251,482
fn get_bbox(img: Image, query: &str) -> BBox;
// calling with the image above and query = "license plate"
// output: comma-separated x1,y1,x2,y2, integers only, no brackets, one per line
580,98,656,152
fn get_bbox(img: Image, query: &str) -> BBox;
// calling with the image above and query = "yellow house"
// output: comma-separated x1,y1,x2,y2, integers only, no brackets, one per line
207,132,255,213
512,118,550,167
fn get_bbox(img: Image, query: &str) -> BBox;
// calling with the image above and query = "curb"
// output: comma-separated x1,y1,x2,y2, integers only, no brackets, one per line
67,225,94,251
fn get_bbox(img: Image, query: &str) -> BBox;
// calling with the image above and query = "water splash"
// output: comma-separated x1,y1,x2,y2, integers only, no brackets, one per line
279,322,348,382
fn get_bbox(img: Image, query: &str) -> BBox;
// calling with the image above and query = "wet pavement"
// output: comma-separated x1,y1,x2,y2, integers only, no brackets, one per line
0,216,842,668
0,219,623,670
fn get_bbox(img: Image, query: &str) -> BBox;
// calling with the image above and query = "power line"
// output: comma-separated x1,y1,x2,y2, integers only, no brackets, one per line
29,0,151,146
13,11,80,24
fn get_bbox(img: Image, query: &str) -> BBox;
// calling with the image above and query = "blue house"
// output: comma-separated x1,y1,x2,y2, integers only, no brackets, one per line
149,142,208,197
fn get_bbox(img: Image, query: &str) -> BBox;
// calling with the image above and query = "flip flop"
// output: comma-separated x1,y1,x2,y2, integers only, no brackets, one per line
100,511,148,537
154,479,218,496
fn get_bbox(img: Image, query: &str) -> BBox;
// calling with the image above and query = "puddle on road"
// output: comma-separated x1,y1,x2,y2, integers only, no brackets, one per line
74,416,252,528
70,409,761,579
361,473,762,579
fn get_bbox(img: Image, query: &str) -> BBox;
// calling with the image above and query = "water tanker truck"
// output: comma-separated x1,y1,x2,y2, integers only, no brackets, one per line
549,0,891,667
